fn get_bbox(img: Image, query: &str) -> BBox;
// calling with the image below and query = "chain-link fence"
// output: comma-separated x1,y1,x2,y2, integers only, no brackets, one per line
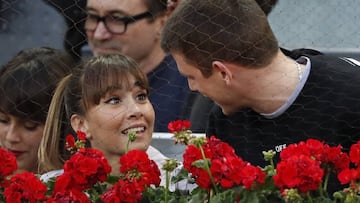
269,0,360,59
1,0,360,160
1,0,359,64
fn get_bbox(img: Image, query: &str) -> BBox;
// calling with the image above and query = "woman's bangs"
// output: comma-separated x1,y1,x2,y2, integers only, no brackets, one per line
82,55,149,107
0,70,48,122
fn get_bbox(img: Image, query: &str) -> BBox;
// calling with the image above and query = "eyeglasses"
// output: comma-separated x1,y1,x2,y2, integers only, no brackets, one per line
85,11,153,35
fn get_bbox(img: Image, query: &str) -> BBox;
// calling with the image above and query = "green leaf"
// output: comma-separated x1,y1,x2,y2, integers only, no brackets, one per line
106,174,121,184
192,159,211,169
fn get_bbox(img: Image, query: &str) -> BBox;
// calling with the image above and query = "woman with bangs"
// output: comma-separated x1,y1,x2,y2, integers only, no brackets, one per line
0,47,74,174
38,54,174,186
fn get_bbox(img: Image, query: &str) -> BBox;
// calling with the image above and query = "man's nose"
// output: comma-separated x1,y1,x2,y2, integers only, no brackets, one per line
93,21,112,40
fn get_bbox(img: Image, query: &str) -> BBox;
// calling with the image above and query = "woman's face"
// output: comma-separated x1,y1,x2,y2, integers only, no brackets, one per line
81,76,155,159
0,113,44,173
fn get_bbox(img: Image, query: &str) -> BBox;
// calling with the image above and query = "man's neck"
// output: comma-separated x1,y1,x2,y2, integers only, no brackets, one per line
138,47,167,74
249,51,305,114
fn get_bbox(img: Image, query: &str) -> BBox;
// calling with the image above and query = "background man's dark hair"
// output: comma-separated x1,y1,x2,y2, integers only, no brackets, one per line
255,0,279,16
144,0,168,14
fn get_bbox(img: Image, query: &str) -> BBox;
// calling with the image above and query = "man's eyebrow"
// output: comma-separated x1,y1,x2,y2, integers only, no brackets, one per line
85,6,129,16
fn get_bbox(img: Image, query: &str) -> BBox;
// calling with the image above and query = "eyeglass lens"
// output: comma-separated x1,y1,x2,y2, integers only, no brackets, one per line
85,14,127,34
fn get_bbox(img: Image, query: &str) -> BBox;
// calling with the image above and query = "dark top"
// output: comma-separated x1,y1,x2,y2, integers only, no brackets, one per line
147,55,190,132
185,48,323,133
206,54,360,167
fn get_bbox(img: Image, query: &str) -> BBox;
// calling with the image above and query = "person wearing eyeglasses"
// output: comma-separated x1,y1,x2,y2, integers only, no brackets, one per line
84,0,195,132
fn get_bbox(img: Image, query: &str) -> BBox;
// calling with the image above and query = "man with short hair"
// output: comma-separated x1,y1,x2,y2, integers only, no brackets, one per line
85,0,190,132
161,0,360,167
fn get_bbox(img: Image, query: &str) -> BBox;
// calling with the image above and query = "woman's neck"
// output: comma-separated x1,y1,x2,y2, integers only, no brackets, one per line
106,154,121,176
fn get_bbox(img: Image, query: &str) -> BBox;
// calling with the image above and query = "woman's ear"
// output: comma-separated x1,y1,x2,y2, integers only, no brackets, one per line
70,114,91,139
212,61,233,85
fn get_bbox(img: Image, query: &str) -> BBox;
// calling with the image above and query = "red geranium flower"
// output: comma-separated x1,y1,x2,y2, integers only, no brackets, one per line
120,150,161,187
337,168,360,185
321,145,350,172
46,189,92,203
76,130,87,141
167,120,191,133
0,148,17,180
65,134,76,150
3,172,48,203
183,136,265,190
273,154,324,193
349,141,360,166
56,148,111,191
101,179,144,203
238,164,266,190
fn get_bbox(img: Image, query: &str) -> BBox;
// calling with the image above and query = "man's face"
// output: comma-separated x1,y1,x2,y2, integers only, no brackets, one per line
173,52,239,115
86,0,163,63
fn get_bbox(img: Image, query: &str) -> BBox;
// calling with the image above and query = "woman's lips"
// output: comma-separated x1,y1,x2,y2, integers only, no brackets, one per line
8,150,24,157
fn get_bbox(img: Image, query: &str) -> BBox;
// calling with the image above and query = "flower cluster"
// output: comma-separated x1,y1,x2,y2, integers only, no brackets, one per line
167,120,360,202
48,148,112,202
183,136,265,190
2,120,360,202
101,150,161,203
0,132,161,203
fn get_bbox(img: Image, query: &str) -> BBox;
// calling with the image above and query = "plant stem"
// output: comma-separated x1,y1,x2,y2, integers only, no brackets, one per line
165,171,170,203
323,169,330,194
306,192,314,203
125,138,130,154
199,146,219,194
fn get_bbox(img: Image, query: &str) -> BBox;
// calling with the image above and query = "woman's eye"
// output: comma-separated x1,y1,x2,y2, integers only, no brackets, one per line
105,97,121,105
0,113,9,124
136,93,148,101
0,118,9,124
24,121,39,131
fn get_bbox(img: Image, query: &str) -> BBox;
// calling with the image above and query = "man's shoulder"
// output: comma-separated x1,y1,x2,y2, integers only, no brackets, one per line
306,55,360,81
209,105,255,121
308,54,360,69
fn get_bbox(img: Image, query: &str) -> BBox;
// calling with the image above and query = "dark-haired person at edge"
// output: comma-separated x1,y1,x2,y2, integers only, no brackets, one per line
161,0,360,194
43,0,87,62
84,0,191,132
0,47,74,175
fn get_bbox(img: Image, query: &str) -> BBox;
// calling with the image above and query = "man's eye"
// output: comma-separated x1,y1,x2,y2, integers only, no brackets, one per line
105,97,121,104
87,13,99,20
109,15,126,22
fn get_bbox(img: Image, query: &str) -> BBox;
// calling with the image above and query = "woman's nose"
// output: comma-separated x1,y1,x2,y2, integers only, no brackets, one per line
4,124,21,143
126,99,143,119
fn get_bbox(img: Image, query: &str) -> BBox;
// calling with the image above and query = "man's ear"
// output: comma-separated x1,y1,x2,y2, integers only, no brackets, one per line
156,14,168,38
212,61,233,85
70,114,91,139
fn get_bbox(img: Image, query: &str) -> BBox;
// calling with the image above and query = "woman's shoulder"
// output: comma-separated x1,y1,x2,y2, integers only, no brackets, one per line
146,145,170,163
40,169,64,182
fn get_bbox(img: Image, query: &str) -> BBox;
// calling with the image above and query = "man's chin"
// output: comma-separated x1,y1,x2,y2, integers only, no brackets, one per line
93,49,120,56
220,105,237,116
